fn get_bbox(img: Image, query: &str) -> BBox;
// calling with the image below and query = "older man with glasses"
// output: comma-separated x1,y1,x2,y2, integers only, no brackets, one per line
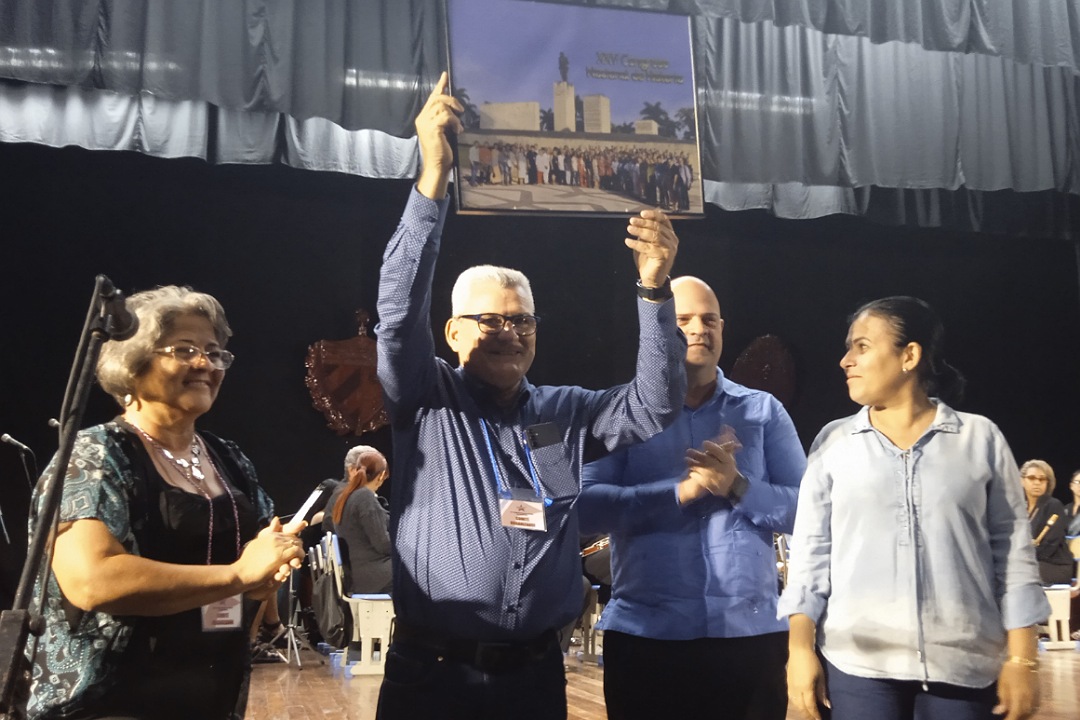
371,73,687,720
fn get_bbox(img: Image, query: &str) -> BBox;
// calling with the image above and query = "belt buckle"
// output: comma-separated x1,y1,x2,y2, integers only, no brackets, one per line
473,641,515,673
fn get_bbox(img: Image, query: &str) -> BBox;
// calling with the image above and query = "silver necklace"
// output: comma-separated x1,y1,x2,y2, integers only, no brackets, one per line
128,421,242,564
130,424,207,494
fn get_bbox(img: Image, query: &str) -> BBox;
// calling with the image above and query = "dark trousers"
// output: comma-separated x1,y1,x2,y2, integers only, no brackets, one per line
602,630,788,720
823,659,997,720
375,637,567,720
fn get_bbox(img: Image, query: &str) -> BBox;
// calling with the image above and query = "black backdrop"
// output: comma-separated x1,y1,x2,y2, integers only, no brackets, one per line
2,140,1079,605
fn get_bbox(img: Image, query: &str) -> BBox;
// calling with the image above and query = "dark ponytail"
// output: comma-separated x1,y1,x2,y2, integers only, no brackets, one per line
853,296,966,404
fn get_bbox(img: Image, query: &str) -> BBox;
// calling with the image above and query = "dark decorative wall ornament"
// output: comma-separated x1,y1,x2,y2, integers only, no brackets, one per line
305,309,389,436
729,334,796,408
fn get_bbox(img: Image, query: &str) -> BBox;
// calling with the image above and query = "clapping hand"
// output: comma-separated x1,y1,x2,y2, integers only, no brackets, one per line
235,516,306,598
678,427,743,504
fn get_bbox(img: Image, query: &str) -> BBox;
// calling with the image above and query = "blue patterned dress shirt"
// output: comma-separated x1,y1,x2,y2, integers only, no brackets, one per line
375,188,687,641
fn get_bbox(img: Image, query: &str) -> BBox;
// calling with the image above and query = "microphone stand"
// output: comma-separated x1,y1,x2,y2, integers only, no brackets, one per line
16,452,36,494
0,275,134,719
0,438,36,544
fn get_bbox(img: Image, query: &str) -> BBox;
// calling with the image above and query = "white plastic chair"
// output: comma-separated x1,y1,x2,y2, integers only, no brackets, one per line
325,532,395,675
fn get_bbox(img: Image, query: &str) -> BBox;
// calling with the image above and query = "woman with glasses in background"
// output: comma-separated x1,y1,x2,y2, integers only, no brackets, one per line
28,285,305,720
1019,460,1074,586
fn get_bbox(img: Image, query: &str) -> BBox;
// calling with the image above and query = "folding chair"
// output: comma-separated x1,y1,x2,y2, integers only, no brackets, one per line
325,532,395,675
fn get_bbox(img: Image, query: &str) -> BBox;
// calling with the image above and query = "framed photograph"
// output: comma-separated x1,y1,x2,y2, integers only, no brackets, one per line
445,0,703,217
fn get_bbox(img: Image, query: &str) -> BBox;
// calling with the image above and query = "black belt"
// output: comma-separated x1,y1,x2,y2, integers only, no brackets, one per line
391,619,558,674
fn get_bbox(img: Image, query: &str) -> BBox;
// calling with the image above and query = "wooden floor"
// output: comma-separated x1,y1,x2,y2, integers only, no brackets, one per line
248,643,1080,719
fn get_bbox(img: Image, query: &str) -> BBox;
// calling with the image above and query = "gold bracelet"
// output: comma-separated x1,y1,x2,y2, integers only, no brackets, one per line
1007,656,1039,670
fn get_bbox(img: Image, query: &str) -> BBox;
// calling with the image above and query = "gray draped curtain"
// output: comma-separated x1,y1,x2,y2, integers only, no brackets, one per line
1,0,1077,235
554,1,1080,73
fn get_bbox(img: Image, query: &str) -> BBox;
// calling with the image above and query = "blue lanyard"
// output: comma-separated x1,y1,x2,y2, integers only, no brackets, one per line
479,419,550,504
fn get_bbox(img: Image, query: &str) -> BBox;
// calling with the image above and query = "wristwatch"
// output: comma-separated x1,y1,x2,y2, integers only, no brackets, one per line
728,472,749,504
636,276,672,301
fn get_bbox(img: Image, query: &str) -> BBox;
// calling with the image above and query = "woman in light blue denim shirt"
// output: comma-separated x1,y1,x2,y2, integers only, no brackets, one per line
779,297,1048,720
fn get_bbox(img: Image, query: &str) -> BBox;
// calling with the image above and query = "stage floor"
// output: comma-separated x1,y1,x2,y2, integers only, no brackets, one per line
248,643,1080,720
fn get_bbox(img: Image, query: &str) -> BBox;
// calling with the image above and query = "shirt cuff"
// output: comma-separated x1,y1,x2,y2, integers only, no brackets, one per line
777,586,827,624
407,184,451,223
637,293,676,323
1001,585,1053,629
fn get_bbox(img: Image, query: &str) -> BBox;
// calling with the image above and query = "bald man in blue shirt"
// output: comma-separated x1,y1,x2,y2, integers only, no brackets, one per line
579,276,807,720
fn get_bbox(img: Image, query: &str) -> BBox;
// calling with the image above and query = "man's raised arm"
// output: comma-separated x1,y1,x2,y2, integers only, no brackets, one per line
375,73,463,416
587,210,687,450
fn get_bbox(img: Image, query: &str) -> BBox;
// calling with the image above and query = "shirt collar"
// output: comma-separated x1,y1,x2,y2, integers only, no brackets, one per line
686,367,727,410
707,368,762,400
458,366,533,413
851,399,962,435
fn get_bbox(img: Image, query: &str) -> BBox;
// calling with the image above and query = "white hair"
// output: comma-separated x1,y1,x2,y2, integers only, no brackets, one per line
343,445,386,479
451,265,535,316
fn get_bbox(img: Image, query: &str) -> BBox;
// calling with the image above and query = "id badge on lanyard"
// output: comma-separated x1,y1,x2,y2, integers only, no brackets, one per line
499,488,548,532
193,443,245,631
482,420,553,533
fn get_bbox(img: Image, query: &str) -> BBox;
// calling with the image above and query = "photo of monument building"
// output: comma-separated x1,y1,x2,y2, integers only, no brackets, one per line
447,0,702,215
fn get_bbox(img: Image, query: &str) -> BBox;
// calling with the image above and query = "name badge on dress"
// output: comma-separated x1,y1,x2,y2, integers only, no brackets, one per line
201,593,243,631
499,489,547,532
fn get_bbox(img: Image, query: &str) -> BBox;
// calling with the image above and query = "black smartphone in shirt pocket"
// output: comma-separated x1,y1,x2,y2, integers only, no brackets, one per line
524,422,562,450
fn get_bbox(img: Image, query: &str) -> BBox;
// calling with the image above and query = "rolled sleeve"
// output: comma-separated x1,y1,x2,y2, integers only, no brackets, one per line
733,399,805,533
777,430,833,624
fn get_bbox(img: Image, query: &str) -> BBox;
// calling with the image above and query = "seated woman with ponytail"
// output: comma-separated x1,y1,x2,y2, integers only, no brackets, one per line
323,445,393,594
780,296,1048,720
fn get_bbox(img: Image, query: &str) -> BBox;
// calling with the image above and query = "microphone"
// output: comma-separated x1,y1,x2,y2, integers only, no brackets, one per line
1,433,32,454
3,432,38,491
97,275,139,341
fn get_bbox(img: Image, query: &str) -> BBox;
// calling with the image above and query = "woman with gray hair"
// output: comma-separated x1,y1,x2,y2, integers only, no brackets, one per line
323,445,392,594
1019,459,1074,585
28,285,305,720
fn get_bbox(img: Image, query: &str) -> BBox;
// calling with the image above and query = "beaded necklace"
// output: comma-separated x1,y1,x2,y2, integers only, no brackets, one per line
129,422,242,565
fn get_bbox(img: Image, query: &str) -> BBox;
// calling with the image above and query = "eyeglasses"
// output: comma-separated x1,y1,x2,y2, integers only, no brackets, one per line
1021,475,1048,483
154,345,235,370
1071,478,1080,485
457,313,541,337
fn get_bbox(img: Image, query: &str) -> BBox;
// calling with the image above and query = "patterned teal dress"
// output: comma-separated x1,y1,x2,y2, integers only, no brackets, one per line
27,422,273,720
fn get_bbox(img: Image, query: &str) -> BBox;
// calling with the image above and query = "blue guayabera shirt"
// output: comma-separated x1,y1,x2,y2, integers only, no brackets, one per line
777,402,1050,688
375,189,686,641
579,371,806,640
